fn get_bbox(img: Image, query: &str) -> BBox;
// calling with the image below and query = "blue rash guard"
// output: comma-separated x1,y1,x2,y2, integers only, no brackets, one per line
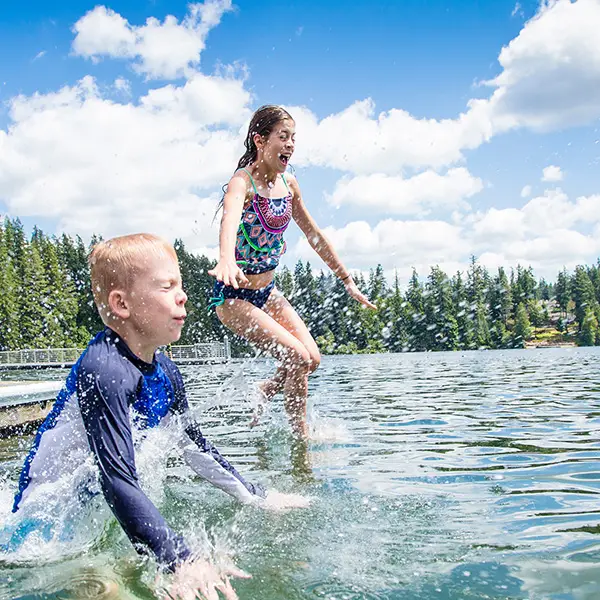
11,328,264,572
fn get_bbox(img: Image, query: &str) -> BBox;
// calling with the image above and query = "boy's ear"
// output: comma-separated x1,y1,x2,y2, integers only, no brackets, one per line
107,289,131,320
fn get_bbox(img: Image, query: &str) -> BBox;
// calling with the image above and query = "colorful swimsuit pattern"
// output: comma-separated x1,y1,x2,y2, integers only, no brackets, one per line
235,168,293,275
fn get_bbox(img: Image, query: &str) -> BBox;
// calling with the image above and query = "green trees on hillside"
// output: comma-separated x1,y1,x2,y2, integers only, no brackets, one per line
1,216,599,353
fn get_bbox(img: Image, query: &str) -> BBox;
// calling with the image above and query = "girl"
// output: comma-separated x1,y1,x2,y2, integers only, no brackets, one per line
209,105,376,437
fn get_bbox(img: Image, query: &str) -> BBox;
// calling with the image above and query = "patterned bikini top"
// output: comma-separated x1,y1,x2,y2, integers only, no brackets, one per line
235,168,293,274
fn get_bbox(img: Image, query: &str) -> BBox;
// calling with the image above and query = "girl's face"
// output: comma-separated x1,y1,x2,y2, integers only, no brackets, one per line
256,119,296,173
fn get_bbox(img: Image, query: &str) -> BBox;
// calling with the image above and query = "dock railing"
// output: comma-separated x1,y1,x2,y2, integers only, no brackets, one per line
0,338,230,370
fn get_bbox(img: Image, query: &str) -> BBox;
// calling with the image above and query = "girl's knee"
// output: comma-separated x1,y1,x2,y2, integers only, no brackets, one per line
284,346,312,371
309,350,321,373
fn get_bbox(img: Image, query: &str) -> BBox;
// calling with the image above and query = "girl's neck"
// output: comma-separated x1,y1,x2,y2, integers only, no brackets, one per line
248,162,279,190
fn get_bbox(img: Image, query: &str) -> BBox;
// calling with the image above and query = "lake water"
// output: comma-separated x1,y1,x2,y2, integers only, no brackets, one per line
2,348,600,599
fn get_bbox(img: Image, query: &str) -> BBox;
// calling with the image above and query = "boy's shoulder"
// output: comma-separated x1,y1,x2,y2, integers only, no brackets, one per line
77,329,141,389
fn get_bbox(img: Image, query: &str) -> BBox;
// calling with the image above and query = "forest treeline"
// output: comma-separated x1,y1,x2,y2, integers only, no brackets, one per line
1,217,599,355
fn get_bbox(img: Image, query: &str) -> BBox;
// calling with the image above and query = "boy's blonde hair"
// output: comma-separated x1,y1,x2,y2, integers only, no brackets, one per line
89,233,177,323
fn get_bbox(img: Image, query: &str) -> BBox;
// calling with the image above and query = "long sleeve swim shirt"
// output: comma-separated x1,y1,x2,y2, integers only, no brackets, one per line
12,328,264,571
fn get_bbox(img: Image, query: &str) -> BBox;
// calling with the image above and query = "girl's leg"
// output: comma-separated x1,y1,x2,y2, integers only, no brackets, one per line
259,291,321,398
216,299,313,437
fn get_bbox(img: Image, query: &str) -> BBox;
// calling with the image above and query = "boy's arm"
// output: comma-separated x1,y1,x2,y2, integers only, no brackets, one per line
180,419,265,503
162,357,265,504
77,366,191,571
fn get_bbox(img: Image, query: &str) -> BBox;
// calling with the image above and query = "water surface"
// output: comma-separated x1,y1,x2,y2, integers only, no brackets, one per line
2,348,600,599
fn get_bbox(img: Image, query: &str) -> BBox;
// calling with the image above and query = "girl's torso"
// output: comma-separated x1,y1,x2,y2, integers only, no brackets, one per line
235,168,293,289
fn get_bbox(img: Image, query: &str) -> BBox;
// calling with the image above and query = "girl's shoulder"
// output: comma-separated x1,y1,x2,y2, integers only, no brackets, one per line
229,169,256,201
282,171,300,196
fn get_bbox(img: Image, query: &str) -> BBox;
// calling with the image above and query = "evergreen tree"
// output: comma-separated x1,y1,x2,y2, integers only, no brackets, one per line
555,268,571,317
579,308,599,346
424,266,458,350
512,302,532,348
405,268,427,351
572,266,597,332
58,234,102,336
0,220,20,349
385,271,409,352
19,240,49,348
274,264,294,298
452,271,473,350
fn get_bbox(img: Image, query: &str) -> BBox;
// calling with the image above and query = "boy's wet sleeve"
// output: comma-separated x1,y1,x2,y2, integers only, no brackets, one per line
181,419,266,502
76,363,191,571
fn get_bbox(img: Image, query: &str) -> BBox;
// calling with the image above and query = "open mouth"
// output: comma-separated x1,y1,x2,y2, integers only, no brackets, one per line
279,154,290,166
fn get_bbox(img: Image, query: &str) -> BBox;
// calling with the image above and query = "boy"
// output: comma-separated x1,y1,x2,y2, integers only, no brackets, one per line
10,233,285,598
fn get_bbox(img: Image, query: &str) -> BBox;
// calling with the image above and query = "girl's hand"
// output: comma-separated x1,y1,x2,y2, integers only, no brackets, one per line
208,261,249,289
343,277,377,310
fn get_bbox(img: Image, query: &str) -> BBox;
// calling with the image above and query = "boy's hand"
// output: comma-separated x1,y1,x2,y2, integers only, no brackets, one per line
165,558,250,600
343,277,377,310
260,490,311,511
208,261,249,290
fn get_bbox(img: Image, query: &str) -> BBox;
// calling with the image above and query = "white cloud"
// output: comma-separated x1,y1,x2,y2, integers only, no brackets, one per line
326,168,483,215
293,219,469,272
289,99,494,174
290,0,600,175
471,207,526,243
0,73,251,246
72,1,234,80
520,184,532,198
541,165,563,182
114,77,131,95
485,0,600,132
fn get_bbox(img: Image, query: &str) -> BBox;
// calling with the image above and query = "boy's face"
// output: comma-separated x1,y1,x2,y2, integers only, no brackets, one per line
126,251,187,348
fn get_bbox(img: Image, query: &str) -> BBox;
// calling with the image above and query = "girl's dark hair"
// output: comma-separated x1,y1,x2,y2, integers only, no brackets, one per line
216,105,294,215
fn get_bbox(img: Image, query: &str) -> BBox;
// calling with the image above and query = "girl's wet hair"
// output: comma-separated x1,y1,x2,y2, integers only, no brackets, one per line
216,105,294,214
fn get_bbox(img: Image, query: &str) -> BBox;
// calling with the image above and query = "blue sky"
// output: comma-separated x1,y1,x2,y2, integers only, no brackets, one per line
1,0,600,283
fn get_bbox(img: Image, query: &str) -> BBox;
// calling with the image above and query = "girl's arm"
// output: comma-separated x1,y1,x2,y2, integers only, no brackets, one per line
289,176,376,310
208,173,249,288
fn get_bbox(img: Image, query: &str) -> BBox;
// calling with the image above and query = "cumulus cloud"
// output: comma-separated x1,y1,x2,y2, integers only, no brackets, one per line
0,72,251,245
520,184,532,198
485,0,600,132
289,0,600,175
293,219,469,272
289,99,494,174
326,168,483,215
72,1,234,80
541,165,563,182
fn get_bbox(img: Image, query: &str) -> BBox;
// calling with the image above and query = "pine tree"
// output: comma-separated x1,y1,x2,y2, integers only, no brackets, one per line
572,266,597,332
424,266,458,350
512,302,532,348
405,268,427,351
0,220,20,349
385,271,409,352
19,239,50,348
452,271,473,349
274,264,294,298
579,308,598,346
58,234,102,336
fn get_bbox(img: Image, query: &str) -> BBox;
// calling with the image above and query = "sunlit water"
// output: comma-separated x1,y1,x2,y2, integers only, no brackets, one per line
2,348,600,599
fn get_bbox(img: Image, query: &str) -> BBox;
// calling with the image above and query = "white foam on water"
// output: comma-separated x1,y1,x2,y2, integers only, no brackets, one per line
308,407,353,444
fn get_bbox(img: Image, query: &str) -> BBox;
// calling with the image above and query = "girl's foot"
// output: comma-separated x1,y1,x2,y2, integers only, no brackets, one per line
249,383,269,428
